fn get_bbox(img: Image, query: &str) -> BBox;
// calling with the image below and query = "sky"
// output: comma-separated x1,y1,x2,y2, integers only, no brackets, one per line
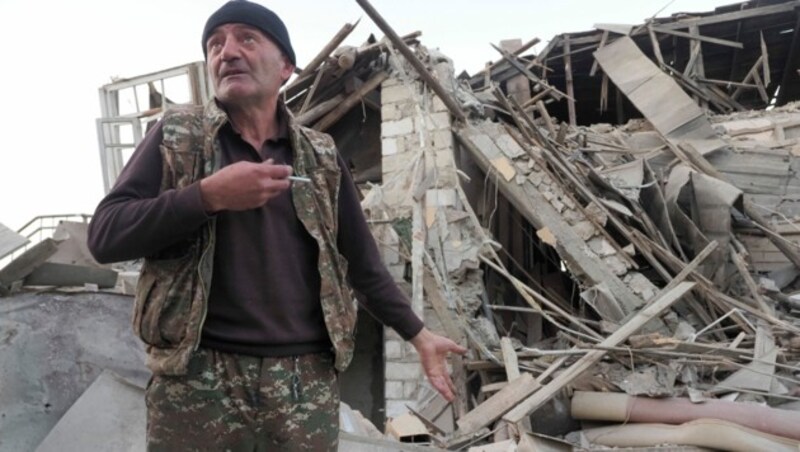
0,0,737,231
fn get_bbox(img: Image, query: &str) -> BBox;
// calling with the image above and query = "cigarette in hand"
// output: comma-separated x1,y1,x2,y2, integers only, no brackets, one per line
288,176,311,183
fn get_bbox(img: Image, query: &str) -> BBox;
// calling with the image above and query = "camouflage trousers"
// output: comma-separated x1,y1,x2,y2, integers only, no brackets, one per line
145,348,339,451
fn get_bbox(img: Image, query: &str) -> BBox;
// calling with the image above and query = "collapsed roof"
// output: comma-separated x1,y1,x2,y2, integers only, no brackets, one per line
2,0,800,450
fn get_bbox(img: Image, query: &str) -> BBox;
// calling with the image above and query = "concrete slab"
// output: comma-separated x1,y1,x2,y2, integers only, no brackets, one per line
0,292,147,451
35,371,145,452
0,222,27,260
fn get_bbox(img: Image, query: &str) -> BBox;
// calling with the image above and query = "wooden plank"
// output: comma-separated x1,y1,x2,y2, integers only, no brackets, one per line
563,35,577,126
500,337,520,382
655,2,796,30
760,32,771,87
751,69,770,104
776,8,800,106
456,372,541,434
731,56,765,101
295,94,344,126
339,431,441,452
298,66,326,115
589,30,609,76
490,44,570,101
648,25,665,66
650,25,743,49
729,245,774,315
503,282,696,423
313,71,388,131
293,21,359,81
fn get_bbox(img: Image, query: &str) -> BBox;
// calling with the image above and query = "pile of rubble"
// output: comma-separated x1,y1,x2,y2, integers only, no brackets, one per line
3,0,800,450
279,0,800,449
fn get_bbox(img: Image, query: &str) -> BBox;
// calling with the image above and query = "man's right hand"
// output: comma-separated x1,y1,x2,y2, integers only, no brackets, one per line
199,159,292,213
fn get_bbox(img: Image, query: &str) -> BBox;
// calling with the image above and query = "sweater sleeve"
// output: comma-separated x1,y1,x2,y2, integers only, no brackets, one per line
87,121,211,263
335,156,424,340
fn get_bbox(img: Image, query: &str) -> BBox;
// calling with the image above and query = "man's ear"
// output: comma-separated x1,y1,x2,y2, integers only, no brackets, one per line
281,55,295,84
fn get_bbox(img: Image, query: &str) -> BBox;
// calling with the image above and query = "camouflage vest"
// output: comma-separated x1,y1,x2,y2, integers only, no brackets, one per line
133,100,357,375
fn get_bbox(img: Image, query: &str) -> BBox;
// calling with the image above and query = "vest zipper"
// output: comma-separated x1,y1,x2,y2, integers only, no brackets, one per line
194,224,215,351
193,122,225,352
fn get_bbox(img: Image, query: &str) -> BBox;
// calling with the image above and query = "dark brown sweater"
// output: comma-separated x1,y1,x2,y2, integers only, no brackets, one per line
88,114,423,357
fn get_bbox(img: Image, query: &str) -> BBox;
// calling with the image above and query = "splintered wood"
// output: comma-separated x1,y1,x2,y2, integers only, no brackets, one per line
266,0,800,449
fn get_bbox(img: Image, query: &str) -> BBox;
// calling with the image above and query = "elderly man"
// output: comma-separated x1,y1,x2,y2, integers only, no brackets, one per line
87,0,465,450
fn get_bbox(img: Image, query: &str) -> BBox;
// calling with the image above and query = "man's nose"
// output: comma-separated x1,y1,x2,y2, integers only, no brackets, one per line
219,37,241,60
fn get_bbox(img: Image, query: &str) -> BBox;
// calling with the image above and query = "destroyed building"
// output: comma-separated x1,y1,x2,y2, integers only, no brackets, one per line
2,0,800,450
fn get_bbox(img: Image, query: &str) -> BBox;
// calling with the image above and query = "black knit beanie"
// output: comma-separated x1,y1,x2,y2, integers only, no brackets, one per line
202,0,296,65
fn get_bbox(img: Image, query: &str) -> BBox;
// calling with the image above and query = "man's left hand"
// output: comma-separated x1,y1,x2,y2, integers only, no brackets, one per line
409,328,468,402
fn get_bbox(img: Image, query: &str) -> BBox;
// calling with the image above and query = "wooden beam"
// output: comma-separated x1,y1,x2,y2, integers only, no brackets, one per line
313,71,388,131
290,21,359,86
295,94,344,126
777,6,800,106
473,36,541,79
355,0,465,121
647,25,665,67
500,337,521,382
650,25,743,49
298,65,326,115
729,245,774,316
760,32,771,87
590,30,609,76
563,35,577,126
490,44,570,101
502,282,696,423
726,3,745,84
655,2,798,30
455,372,541,435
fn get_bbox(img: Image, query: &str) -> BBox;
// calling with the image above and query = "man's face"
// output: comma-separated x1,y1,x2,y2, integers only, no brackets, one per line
206,23,294,106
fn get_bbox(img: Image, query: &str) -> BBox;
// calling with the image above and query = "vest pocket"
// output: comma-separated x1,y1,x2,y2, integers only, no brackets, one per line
134,253,197,348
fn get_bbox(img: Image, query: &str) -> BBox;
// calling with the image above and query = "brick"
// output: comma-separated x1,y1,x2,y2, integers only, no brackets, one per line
381,103,402,121
382,138,399,156
428,112,451,130
432,129,453,150
429,169,458,189
381,84,412,104
399,101,419,118
385,381,404,399
433,149,455,168
382,118,414,138
382,153,407,175
385,340,403,359
385,362,421,380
